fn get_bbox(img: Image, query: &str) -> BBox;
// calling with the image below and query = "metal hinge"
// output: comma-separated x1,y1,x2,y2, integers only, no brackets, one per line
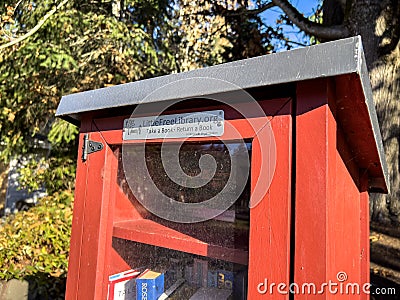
82,134,104,161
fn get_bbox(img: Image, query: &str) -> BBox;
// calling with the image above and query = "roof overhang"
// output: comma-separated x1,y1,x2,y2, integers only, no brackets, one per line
56,36,389,193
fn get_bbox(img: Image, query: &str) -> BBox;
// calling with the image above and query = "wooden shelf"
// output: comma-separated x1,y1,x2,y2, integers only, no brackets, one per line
113,219,248,265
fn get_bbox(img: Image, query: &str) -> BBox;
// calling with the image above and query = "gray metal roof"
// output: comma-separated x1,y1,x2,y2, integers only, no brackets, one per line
56,36,389,193
57,36,367,118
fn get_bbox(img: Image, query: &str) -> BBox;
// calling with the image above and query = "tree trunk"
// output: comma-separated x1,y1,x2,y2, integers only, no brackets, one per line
369,47,400,224
324,0,400,224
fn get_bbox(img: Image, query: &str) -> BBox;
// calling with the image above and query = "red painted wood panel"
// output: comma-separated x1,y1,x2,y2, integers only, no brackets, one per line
91,98,291,132
77,131,115,299
248,102,292,299
65,120,91,300
295,79,366,300
295,79,336,300
113,219,248,265
107,246,132,277
329,131,361,300
65,125,118,300
113,175,149,222
360,173,370,300
295,78,332,291
98,117,269,146
100,146,119,299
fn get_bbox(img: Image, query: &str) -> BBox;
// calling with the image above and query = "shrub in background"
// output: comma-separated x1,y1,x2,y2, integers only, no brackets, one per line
0,191,73,299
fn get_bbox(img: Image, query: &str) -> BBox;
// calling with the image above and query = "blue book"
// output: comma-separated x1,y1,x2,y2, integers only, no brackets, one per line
217,270,234,290
136,270,164,300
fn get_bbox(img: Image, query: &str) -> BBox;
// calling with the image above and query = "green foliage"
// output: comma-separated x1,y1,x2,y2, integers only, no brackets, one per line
0,191,74,299
0,0,176,164
17,157,47,192
48,120,78,145
18,156,76,194
0,2,177,294
307,1,323,45
0,1,320,297
17,119,79,194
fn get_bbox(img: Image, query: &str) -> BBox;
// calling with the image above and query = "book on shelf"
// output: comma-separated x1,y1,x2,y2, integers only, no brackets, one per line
107,269,141,300
217,269,234,290
136,269,164,300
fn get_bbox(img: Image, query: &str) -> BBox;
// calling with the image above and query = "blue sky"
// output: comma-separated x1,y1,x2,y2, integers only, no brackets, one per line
261,0,320,51
262,0,319,24
286,0,319,15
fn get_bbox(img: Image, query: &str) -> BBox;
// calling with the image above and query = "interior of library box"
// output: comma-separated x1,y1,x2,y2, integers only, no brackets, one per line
109,127,257,300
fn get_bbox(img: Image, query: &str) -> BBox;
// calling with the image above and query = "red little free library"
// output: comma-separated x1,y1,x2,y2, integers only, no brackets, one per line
56,36,388,299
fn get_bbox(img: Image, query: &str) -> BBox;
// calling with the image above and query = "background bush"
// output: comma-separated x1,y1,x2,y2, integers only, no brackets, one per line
0,191,73,299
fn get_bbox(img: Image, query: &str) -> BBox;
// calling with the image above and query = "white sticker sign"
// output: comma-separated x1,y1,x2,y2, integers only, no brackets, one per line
123,110,224,140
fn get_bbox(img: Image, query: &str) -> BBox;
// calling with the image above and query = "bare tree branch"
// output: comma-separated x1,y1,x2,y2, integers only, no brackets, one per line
271,0,350,40
0,0,69,51
286,39,308,47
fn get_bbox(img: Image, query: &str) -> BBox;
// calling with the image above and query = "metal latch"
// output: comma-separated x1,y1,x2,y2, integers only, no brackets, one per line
82,134,104,161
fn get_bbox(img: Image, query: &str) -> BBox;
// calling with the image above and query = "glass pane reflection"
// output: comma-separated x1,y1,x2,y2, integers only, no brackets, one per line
114,141,251,299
